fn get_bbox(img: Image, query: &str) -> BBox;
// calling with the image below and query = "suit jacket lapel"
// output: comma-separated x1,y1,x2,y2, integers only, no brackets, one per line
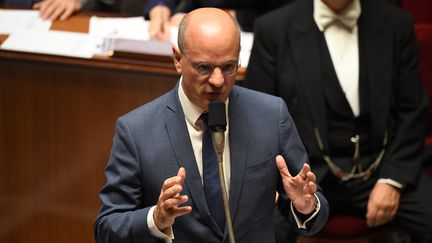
226,88,248,229
359,0,391,149
286,0,328,148
164,86,223,236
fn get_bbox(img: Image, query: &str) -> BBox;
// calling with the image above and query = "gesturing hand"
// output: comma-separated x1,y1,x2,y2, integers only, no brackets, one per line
276,155,317,215
154,167,192,231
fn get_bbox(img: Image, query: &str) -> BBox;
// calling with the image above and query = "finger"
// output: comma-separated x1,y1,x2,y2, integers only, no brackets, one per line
163,195,189,209
366,203,378,227
372,209,388,227
148,21,159,38
40,3,57,20
33,2,42,9
161,173,184,191
160,196,191,221
37,0,50,14
50,6,66,21
305,171,316,184
160,168,187,199
160,184,184,201
161,22,171,41
156,30,169,41
276,155,292,178
305,181,317,194
298,163,311,180
60,5,75,21
169,205,192,218
154,196,191,230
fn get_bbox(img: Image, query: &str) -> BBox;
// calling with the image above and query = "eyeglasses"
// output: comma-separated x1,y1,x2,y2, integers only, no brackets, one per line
181,52,239,77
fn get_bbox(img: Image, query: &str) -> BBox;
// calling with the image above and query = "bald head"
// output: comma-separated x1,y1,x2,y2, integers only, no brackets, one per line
177,8,240,54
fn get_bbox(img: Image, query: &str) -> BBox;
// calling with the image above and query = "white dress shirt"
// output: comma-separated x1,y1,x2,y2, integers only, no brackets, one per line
314,0,361,117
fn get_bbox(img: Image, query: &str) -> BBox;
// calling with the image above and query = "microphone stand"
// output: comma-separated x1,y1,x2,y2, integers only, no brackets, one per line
212,132,235,243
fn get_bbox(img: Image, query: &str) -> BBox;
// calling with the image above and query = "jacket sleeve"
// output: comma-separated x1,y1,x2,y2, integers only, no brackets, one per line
379,12,428,187
94,118,160,243
275,98,329,235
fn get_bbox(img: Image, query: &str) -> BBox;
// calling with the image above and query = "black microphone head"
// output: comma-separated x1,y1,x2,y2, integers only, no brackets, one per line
208,100,227,132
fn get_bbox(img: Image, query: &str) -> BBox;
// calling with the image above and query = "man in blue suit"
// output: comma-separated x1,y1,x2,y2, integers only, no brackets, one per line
94,7,328,243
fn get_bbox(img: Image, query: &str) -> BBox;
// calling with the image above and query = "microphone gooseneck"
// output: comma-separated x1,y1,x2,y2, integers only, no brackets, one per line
208,100,235,243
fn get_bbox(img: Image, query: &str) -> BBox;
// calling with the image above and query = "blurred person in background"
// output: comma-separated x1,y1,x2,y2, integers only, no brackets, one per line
245,0,432,242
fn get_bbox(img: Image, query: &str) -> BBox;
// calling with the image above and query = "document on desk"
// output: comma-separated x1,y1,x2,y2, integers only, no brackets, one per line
0,9,51,34
89,16,179,55
89,16,151,41
1,30,101,58
88,16,254,66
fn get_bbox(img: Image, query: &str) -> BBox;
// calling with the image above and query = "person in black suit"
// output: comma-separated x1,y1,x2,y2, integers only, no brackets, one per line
94,7,329,243
245,0,432,242
143,0,293,40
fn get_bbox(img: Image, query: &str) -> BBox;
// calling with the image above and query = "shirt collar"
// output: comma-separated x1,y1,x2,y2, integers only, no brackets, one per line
178,77,203,128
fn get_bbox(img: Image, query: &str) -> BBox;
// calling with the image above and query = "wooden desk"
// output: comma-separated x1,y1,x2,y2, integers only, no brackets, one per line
0,10,179,243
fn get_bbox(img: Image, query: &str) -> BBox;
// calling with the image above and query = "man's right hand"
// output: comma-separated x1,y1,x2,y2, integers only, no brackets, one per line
148,5,171,41
153,167,192,231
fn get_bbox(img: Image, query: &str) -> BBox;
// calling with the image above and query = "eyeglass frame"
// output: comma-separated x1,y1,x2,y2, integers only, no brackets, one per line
180,52,240,77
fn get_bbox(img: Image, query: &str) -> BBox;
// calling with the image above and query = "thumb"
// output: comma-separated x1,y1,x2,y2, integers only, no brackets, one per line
178,167,186,183
276,155,292,178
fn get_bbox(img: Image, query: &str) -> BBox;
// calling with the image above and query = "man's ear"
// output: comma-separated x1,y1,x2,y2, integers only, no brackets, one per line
172,45,182,74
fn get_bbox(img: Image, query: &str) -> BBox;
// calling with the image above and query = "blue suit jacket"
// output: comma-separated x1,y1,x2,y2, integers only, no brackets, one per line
94,84,328,243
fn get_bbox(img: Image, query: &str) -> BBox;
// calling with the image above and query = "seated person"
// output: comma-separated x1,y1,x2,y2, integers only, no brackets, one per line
1,0,84,21
245,0,432,242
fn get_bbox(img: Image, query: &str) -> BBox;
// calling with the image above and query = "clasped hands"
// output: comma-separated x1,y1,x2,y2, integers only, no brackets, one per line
153,155,318,231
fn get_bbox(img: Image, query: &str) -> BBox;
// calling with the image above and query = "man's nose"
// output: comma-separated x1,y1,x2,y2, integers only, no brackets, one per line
208,67,224,87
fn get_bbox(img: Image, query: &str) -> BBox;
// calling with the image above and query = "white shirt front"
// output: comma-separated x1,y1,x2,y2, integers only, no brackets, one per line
314,0,361,116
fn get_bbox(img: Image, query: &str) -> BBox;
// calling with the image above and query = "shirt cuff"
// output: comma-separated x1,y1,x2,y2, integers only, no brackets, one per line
147,206,174,243
291,194,321,229
377,178,404,190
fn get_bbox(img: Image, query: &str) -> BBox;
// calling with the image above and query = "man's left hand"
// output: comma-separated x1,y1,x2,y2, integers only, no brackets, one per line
366,182,400,227
276,155,317,215
33,0,82,21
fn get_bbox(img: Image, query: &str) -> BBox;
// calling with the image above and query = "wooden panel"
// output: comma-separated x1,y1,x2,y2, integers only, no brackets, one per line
0,56,178,243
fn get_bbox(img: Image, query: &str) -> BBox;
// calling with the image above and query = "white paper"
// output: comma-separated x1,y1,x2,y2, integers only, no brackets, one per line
1,30,101,58
88,16,254,66
240,32,254,67
0,9,51,34
89,16,150,40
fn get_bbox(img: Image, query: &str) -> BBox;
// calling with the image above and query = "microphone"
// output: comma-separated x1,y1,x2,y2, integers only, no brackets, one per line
208,100,227,156
208,100,235,243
